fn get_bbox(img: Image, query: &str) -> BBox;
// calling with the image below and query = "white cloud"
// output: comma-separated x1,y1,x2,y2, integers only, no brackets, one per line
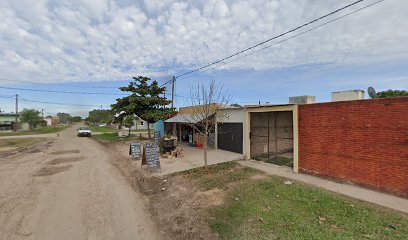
0,0,407,83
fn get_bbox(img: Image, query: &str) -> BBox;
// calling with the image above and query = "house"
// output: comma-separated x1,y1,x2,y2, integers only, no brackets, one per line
164,105,220,147
0,112,19,131
44,116,53,126
131,115,153,130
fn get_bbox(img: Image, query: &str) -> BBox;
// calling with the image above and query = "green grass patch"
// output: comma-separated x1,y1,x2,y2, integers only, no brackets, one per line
89,126,152,133
0,127,66,137
174,161,262,190
89,126,117,132
208,175,408,240
93,133,146,142
253,153,293,167
131,129,153,132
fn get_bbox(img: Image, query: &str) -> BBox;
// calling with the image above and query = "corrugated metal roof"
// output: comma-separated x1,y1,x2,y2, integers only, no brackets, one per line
164,114,206,123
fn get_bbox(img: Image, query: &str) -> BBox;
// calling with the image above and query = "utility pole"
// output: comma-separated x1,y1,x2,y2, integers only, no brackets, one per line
41,109,44,118
100,105,102,110
163,89,166,110
15,94,18,131
171,75,175,109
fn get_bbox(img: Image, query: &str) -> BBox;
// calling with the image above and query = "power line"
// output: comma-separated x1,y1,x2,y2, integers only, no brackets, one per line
177,0,385,81
0,84,202,100
18,98,107,107
0,86,128,96
160,0,371,86
0,78,124,89
0,94,106,107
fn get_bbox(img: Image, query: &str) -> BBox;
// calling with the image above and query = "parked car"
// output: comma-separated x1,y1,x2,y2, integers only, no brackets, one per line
77,126,92,137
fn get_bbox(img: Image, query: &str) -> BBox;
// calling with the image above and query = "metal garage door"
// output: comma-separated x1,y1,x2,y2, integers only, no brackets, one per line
217,123,243,154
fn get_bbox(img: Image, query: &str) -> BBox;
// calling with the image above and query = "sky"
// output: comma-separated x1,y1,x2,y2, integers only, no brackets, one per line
0,0,407,117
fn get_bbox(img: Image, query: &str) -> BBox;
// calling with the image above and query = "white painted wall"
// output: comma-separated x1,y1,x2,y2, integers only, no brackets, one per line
130,119,153,130
332,90,365,102
217,108,246,123
44,118,52,126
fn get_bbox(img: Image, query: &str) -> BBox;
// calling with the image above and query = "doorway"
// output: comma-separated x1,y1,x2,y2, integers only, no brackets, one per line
250,111,294,167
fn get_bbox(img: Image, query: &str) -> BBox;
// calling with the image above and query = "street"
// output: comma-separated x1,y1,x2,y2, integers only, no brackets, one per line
0,125,161,240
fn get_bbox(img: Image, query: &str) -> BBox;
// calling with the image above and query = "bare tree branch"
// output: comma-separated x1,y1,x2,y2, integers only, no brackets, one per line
178,79,231,168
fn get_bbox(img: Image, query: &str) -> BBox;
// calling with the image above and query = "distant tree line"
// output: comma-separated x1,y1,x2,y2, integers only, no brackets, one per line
375,89,408,98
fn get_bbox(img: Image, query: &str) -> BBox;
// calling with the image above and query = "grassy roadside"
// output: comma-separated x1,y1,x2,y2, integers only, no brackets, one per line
0,126,66,137
93,132,147,142
89,125,153,133
89,126,117,132
174,162,408,240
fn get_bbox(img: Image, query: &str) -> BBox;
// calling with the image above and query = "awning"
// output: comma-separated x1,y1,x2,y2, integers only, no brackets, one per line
164,114,206,124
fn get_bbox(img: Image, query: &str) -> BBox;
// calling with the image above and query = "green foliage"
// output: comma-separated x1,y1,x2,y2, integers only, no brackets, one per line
123,115,136,128
230,103,242,107
376,89,408,98
71,116,82,122
20,108,43,129
93,133,144,142
57,112,72,124
87,109,112,124
111,76,175,125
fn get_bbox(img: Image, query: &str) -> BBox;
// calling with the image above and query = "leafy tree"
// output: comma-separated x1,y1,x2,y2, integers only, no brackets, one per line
375,89,408,98
71,116,82,122
231,103,242,108
57,112,72,124
123,115,136,136
20,108,43,130
111,76,174,139
87,109,112,124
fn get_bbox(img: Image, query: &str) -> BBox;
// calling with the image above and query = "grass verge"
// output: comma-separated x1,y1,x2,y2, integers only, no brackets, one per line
93,133,147,142
0,127,66,137
175,162,408,240
89,125,152,133
89,126,117,132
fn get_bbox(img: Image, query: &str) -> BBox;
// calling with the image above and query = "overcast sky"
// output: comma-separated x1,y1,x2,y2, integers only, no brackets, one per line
0,0,407,116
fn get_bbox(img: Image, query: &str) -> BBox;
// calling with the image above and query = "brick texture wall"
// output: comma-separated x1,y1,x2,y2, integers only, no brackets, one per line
298,97,408,198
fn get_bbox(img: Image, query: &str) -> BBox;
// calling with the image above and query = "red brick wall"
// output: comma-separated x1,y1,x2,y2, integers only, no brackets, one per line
298,97,408,198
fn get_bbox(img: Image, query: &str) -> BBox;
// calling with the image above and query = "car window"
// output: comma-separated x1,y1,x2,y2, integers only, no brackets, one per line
79,127,89,130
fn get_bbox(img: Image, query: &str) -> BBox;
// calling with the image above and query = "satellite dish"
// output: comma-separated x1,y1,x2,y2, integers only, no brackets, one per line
368,87,377,99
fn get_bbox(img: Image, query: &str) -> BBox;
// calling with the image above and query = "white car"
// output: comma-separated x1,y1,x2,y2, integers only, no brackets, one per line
77,126,92,137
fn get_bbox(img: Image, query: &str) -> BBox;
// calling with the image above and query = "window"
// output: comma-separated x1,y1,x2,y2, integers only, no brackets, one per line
140,121,144,125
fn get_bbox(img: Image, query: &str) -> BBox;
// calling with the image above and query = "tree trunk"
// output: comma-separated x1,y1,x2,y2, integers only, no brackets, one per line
128,126,131,136
203,134,208,169
204,121,209,169
147,122,151,140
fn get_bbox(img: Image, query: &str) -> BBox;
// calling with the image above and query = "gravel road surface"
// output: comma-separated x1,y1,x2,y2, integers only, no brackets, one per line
0,125,160,240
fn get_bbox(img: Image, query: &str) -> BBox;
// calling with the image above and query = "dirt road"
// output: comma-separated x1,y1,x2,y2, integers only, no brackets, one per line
0,125,161,240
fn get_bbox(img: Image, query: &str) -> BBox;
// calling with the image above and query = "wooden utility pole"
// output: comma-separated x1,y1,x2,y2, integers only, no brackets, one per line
15,94,18,122
171,75,175,109
163,89,166,109
15,94,18,131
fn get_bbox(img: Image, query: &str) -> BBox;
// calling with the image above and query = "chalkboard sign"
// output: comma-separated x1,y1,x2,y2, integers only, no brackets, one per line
154,131,160,146
144,143,160,171
129,143,141,160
